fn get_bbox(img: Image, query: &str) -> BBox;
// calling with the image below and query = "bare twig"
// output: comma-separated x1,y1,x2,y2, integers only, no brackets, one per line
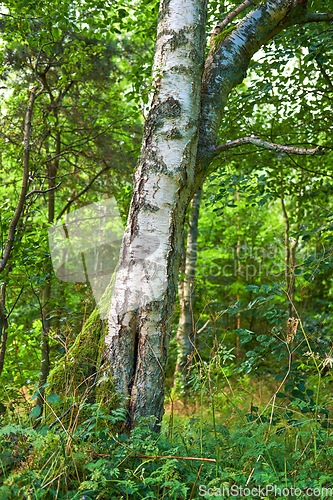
26,182,62,199
204,136,325,161
135,454,216,463
211,0,255,38
56,163,111,220
196,319,210,336
189,463,204,500
95,452,216,463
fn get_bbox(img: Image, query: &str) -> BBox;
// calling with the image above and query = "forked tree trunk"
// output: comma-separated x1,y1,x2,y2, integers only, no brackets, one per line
102,0,332,431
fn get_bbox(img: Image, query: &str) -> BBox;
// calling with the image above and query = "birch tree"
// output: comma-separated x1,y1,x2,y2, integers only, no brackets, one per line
47,0,332,431
102,0,332,431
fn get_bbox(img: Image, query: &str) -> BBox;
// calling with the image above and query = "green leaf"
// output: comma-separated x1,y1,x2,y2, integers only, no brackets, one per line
46,393,61,406
30,405,42,419
245,285,259,293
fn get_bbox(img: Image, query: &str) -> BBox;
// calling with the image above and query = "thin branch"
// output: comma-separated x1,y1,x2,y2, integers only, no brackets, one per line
196,319,210,336
34,41,55,96
205,136,325,160
135,454,216,463
6,287,24,320
56,164,111,220
34,118,127,170
94,452,216,463
26,182,62,199
302,12,333,23
189,464,204,500
286,153,333,179
211,0,255,37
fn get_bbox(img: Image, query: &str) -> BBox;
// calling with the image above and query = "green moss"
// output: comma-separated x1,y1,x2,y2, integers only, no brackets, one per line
46,272,118,405
95,364,122,417
211,24,237,54
46,306,104,399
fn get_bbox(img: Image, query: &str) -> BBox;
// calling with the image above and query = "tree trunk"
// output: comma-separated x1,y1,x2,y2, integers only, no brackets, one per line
0,86,41,378
0,283,8,378
104,0,208,430
36,135,58,413
174,186,202,389
235,190,241,357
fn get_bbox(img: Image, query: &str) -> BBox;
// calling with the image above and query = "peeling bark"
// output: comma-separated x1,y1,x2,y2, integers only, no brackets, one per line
105,0,208,430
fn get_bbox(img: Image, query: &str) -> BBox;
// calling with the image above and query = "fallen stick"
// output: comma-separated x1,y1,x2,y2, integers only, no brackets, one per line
134,454,216,463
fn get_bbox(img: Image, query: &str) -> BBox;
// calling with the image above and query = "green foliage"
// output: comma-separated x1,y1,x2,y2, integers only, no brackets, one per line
0,0,149,413
1,341,333,500
1,0,333,497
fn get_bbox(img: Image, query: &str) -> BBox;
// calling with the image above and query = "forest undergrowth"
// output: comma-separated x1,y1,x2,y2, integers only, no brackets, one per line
1,311,333,500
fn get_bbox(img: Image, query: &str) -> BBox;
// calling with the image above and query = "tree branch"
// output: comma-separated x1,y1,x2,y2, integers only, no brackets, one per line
0,87,37,273
25,182,62,200
204,137,325,160
302,12,333,23
56,163,111,220
211,0,255,37
197,0,333,167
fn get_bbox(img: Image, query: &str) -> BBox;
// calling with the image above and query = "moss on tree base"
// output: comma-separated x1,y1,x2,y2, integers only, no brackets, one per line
46,279,121,415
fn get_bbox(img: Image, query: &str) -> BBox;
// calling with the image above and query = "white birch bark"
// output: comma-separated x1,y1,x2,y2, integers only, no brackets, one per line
105,0,207,429
197,0,324,159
